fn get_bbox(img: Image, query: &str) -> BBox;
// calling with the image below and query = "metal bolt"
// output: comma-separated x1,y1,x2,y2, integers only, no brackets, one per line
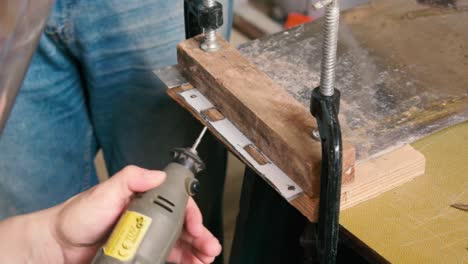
200,0,220,52
317,0,340,97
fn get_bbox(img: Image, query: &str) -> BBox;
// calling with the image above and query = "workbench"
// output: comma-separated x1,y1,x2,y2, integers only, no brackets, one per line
159,0,467,262
341,121,467,263
231,0,467,262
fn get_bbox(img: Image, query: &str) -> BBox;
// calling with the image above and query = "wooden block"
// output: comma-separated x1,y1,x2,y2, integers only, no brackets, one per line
290,194,320,222
293,145,425,220
167,84,426,222
177,35,356,197
341,145,425,210
168,85,319,221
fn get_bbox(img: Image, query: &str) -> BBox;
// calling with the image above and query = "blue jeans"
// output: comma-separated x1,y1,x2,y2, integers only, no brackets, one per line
0,0,230,244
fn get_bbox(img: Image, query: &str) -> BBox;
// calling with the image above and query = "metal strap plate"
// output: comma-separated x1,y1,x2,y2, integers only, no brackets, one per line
155,65,303,200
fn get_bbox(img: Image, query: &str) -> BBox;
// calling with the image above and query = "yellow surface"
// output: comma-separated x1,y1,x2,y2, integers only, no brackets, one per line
103,211,152,261
341,121,468,263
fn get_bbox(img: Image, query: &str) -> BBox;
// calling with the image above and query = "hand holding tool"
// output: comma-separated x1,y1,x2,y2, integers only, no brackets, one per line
92,127,208,264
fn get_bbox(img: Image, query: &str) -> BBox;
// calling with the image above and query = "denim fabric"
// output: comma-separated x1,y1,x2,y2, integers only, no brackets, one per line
0,0,231,236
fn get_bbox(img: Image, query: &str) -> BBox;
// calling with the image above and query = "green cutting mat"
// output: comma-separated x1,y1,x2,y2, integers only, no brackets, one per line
341,121,468,263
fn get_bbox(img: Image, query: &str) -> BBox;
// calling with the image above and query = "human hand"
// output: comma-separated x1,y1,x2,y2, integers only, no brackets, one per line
48,165,221,264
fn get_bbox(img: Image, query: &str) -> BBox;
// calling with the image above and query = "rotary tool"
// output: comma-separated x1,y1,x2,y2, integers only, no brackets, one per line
92,127,208,264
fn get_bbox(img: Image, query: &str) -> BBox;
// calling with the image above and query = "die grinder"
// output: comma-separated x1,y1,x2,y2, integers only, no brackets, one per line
92,127,208,264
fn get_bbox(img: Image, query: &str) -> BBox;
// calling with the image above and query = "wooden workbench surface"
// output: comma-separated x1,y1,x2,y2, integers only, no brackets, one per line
165,0,468,224
341,121,468,263
233,0,468,260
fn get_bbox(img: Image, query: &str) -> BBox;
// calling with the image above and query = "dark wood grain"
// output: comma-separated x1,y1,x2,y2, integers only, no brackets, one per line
167,84,320,221
177,36,356,197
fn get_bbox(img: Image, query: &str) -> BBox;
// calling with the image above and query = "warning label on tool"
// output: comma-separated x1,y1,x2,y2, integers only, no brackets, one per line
103,211,152,261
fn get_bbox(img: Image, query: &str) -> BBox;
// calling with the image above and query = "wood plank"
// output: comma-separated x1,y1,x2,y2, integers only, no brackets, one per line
341,145,425,210
167,84,319,221
177,35,356,198
167,84,425,222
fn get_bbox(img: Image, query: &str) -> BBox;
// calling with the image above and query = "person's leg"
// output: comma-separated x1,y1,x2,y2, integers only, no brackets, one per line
0,2,98,219
64,2,230,261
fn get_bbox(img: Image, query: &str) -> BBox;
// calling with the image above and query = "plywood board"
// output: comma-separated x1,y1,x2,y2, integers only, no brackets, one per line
341,144,425,210
238,0,468,160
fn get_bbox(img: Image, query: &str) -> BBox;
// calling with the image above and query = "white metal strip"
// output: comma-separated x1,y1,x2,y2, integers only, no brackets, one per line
179,88,303,201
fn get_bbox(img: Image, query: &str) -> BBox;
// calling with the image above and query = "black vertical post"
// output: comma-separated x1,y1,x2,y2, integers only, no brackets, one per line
230,168,308,264
184,0,203,38
310,88,343,263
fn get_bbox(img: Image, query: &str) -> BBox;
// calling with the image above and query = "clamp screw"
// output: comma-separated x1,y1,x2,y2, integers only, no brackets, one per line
314,0,340,97
310,0,340,141
201,0,220,52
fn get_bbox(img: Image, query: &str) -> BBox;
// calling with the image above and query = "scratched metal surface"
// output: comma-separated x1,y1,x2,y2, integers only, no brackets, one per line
238,0,468,160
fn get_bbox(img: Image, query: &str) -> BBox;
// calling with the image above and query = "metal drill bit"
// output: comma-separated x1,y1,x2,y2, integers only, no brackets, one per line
191,127,208,151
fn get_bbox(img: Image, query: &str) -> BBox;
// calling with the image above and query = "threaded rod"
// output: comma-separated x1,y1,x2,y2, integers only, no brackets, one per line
319,0,340,96
201,0,220,52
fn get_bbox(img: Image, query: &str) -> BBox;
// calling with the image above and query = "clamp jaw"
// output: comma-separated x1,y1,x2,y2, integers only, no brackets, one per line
184,0,223,43
310,88,343,263
196,1,223,31
308,1,343,263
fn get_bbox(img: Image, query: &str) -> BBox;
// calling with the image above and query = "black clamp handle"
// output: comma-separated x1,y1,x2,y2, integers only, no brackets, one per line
310,87,343,264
